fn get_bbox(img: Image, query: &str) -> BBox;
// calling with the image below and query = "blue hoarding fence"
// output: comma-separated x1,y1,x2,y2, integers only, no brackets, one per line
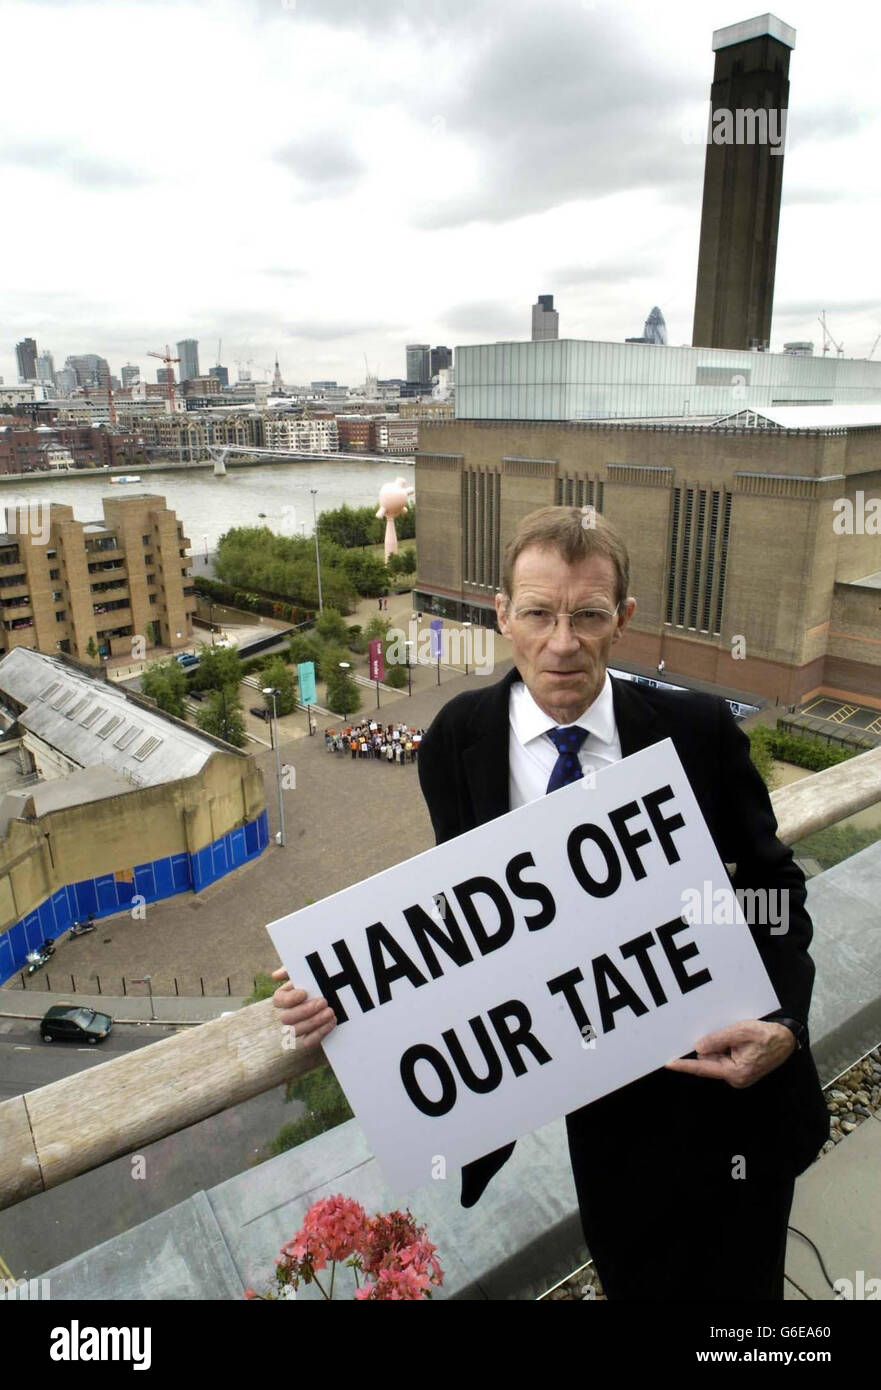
0,809,269,986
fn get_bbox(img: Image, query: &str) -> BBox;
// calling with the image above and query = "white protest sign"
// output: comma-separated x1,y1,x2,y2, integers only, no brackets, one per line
266,740,779,1193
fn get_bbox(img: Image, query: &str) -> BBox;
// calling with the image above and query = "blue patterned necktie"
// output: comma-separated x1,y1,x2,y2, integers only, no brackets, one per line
546,725,589,794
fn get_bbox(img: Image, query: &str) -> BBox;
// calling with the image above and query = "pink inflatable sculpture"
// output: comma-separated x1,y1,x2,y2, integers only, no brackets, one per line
376,477,415,563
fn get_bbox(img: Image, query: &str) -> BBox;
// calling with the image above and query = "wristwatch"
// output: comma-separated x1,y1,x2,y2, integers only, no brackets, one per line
767,1016,808,1051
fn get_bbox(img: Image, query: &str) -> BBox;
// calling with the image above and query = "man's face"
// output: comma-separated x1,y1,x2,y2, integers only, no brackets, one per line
495,545,636,723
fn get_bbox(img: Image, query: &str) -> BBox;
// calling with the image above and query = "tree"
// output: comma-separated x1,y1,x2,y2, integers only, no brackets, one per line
340,548,389,596
325,659,361,719
196,686,246,746
746,727,778,788
141,658,188,718
315,606,349,645
288,632,325,676
363,614,391,643
85,636,98,660
261,657,296,715
194,642,242,692
267,1064,354,1156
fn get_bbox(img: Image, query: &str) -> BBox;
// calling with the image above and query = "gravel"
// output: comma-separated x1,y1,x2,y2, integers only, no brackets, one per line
539,1044,881,1301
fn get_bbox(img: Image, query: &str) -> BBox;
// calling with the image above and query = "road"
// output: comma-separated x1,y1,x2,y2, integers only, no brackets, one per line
0,1021,305,1281
0,1015,177,1101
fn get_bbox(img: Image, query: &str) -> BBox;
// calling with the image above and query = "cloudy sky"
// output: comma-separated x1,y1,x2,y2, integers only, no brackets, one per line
1,0,879,387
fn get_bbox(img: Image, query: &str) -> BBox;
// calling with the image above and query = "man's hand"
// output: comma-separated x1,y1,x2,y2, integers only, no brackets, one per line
665,1020,796,1088
271,967,337,1050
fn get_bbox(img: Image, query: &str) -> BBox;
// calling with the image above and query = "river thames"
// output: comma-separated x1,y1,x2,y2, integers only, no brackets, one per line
0,457,416,555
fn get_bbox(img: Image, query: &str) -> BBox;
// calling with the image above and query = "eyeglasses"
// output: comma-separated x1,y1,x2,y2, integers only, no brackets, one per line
511,605,620,638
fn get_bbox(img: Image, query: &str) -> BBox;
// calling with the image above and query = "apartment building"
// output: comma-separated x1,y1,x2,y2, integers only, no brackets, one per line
336,415,376,451
374,417,418,454
0,494,196,662
263,415,339,453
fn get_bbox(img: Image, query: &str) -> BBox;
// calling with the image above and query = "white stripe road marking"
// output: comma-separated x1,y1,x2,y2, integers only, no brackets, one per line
13,1045,31,1051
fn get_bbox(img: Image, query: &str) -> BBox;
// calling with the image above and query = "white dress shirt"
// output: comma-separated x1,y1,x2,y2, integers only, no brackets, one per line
508,671,623,810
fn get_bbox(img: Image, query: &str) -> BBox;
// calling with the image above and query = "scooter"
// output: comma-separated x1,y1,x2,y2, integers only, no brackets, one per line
70,916,96,938
25,938,55,975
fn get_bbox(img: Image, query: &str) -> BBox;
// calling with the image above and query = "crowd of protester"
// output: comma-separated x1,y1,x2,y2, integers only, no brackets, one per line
325,720,423,765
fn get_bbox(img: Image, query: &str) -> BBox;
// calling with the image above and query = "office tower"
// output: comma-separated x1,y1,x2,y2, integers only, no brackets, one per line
531,295,559,341
430,346,452,377
15,338,38,382
177,339,200,382
65,355,110,389
626,307,669,346
157,367,175,386
35,352,56,385
208,365,229,387
121,364,140,388
692,15,795,351
644,307,667,345
54,368,77,395
406,345,431,386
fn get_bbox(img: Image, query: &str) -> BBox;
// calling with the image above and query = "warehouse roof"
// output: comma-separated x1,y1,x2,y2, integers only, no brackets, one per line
0,648,232,789
713,405,881,430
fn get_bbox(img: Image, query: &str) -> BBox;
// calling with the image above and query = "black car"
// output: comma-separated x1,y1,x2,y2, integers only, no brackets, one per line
41,1003,113,1044
249,706,270,721
188,688,207,701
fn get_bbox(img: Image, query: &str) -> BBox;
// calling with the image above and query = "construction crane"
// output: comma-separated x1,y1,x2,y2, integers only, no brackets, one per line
867,333,881,361
817,312,844,358
147,344,180,412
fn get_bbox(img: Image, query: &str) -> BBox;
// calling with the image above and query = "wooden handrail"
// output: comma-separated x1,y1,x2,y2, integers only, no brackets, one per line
2,745,880,1212
772,744,881,845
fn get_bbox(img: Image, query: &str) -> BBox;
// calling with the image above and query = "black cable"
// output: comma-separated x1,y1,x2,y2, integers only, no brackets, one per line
788,1225,836,1292
784,1272,813,1300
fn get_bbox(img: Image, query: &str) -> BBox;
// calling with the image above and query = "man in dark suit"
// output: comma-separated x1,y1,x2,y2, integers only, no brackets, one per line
273,504,828,1299
413,505,828,1300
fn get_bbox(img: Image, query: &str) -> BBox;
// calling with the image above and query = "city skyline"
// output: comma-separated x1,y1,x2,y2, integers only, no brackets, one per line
1,0,880,387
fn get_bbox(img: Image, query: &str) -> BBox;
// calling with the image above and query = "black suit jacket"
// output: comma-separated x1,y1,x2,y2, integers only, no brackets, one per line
417,667,829,1207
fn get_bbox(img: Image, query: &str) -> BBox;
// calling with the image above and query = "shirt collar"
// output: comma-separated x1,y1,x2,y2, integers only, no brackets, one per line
510,671,616,748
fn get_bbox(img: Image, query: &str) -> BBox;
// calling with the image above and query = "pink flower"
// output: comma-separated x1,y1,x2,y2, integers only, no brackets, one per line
358,1266,432,1301
277,1194,371,1283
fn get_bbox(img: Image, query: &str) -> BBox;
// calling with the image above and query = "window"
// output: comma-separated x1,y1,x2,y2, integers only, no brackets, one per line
96,714,123,739
52,590,62,601
142,534,151,545
133,735,162,761
56,611,66,622
149,594,157,604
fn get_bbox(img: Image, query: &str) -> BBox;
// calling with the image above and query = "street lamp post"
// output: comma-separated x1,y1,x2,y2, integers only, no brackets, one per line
462,621,472,677
262,687,286,847
131,974,156,1021
203,534,209,567
310,489,324,612
404,641,413,697
338,661,350,723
